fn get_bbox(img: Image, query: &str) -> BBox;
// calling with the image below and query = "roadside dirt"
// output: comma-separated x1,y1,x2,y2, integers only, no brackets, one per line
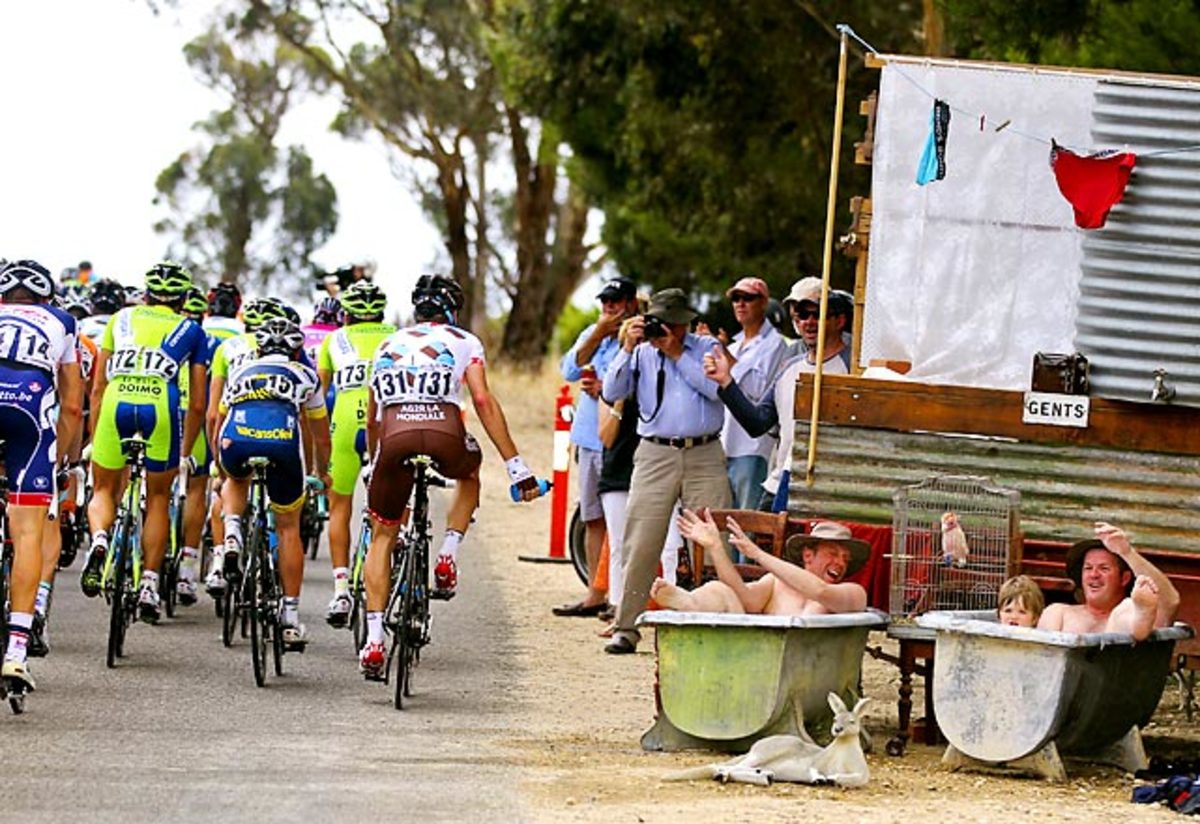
475,365,1196,823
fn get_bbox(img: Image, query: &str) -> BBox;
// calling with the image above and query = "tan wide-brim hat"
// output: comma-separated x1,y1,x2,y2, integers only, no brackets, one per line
784,521,871,578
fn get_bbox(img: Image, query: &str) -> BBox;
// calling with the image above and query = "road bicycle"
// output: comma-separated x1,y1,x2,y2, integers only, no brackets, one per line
0,452,25,714
242,457,286,687
347,503,372,653
300,476,328,561
102,436,149,669
382,454,446,710
161,466,188,618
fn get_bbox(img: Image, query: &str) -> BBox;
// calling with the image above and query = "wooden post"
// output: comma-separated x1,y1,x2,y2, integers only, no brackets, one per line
806,26,850,487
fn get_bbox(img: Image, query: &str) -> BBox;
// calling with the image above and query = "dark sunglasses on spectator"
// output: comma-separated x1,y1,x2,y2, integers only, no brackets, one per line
729,292,761,303
791,306,821,320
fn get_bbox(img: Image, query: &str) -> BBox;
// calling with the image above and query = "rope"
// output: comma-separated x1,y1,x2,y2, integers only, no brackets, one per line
835,23,1200,160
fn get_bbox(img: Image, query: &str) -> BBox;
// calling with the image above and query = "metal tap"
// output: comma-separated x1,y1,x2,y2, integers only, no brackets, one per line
1150,368,1176,403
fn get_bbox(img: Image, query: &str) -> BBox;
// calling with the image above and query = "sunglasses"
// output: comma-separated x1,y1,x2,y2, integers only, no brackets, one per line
729,292,762,304
791,306,821,321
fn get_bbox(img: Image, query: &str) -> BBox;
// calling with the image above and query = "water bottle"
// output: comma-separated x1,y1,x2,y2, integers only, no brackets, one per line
510,478,552,502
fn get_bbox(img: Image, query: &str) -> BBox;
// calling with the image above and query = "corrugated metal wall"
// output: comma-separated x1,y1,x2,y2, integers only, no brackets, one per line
786,423,1200,553
1076,81,1200,408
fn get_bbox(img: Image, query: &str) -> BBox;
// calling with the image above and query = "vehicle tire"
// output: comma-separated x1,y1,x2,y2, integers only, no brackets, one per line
568,504,589,586
106,516,132,669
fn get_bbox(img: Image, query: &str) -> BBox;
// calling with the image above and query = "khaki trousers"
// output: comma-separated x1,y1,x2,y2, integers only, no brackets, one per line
615,439,731,636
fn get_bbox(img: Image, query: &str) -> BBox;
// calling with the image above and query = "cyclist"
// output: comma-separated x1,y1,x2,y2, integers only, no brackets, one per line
205,282,245,342
202,296,293,596
79,278,126,340
316,281,395,628
357,274,542,677
168,288,213,604
0,260,84,690
215,317,332,648
28,296,99,656
303,295,342,365
80,263,209,624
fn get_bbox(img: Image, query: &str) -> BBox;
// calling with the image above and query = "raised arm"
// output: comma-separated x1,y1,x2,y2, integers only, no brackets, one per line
1096,521,1180,627
677,509,772,614
727,518,867,613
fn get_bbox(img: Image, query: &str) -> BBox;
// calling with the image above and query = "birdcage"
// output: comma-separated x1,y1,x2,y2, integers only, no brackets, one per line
889,475,1021,620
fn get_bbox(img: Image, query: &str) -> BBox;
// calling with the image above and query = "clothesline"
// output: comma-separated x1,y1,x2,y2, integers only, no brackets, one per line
835,24,1200,160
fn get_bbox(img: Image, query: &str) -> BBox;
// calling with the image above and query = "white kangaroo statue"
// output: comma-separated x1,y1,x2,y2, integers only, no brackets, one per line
666,693,871,788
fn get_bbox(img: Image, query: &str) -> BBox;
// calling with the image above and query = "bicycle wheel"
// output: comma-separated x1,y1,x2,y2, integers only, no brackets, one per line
349,583,366,653
247,530,268,688
267,553,283,677
106,512,133,669
390,541,420,710
221,573,237,647
568,504,589,586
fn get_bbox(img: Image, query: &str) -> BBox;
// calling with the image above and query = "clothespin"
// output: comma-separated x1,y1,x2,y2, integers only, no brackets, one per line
994,119,1012,133
979,114,986,132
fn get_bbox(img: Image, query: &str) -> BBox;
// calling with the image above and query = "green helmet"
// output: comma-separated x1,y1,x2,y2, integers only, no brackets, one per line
242,296,290,331
144,261,193,299
340,280,386,319
182,287,208,317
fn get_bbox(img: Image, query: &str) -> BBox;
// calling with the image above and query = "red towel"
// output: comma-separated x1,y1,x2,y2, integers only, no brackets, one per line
1049,142,1136,229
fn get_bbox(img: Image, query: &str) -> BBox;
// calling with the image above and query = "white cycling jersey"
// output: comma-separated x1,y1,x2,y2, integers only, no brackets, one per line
0,303,78,376
371,322,484,408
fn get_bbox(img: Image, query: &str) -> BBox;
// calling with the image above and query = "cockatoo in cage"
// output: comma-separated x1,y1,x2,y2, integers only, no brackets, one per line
941,512,969,568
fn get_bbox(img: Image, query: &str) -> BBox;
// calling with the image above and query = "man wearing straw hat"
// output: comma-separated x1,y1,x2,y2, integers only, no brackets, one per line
1038,521,1179,642
600,288,731,654
656,509,868,615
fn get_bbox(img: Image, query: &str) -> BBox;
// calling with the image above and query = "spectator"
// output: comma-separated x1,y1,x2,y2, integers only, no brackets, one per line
553,277,640,618
997,575,1044,627
719,277,788,510
1038,522,1180,641
703,276,856,510
659,510,868,615
601,288,731,654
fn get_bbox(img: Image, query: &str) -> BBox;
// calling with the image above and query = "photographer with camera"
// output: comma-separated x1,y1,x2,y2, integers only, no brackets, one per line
600,288,731,654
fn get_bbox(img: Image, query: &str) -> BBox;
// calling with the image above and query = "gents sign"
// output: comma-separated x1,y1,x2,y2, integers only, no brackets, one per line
1022,392,1090,428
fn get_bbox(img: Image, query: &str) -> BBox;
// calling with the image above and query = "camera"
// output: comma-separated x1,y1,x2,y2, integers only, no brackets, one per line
642,314,667,339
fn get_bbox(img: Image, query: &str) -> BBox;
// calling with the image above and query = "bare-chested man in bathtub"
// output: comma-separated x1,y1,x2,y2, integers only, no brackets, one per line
1037,521,1179,642
651,509,868,615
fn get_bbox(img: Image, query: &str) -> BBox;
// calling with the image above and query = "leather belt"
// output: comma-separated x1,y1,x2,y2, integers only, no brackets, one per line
644,432,720,449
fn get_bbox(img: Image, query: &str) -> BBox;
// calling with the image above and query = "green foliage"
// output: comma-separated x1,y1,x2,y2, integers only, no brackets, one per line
154,19,337,294
553,302,600,357
941,0,1200,75
494,0,924,299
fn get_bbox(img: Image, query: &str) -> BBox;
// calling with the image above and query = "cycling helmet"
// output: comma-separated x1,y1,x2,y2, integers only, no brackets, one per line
88,278,126,315
60,285,92,319
312,296,343,326
340,280,387,319
144,261,193,299
253,317,305,358
207,281,242,318
412,274,464,323
241,297,280,331
182,287,209,318
0,259,56,299
124,286,144,306
275,299,302,327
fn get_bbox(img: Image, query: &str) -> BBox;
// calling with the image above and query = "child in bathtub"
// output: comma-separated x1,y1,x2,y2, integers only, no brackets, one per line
997,575,1044,627
651,509,868,616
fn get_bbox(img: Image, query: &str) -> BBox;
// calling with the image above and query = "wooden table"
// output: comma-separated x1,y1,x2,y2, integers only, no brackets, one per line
868,623,942,756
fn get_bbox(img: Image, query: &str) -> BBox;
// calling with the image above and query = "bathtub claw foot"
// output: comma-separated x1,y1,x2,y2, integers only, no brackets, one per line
941,742,1067,782
1090,726,1148,773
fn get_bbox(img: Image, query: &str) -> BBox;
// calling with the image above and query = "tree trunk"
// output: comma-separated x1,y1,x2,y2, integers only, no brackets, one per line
470,132,490,333
499,108,559,367
434,147,474,327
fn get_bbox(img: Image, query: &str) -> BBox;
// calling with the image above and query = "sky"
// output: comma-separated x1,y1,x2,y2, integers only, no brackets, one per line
0,2,453,314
